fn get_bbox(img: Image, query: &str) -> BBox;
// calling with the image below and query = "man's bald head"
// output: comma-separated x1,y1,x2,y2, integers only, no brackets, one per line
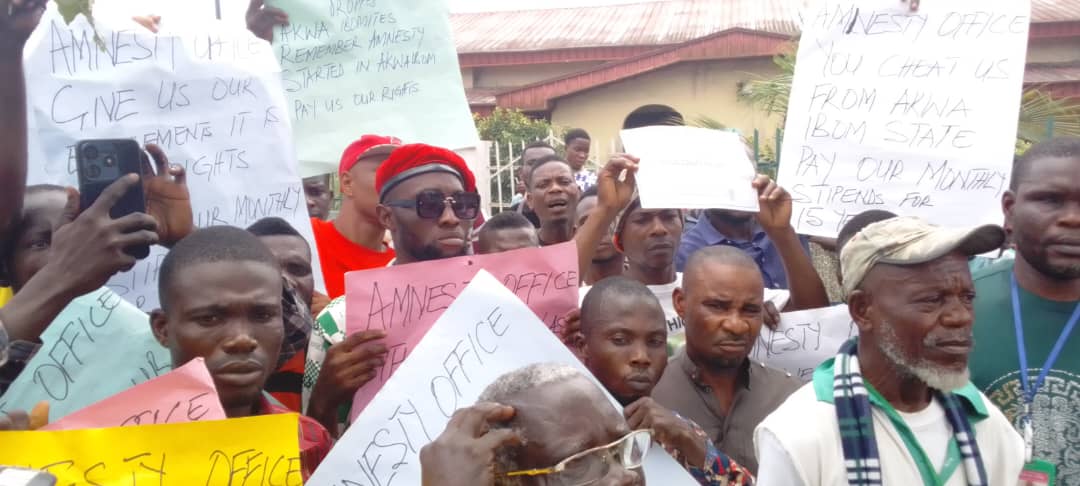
682,245,761,293
480,364,640,485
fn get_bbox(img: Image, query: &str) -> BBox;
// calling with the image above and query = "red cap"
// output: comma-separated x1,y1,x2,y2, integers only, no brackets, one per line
338,135,402,174
375,143,477,201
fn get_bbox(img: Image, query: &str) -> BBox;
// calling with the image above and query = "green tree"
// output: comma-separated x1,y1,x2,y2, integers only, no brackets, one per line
474,108,557,148
474,108,562,210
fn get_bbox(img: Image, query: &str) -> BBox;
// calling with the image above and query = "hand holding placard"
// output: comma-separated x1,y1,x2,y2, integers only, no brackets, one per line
419,402,523,486
307,329,388,430
308,270,696,485
621,126,759,211
343,241,579,421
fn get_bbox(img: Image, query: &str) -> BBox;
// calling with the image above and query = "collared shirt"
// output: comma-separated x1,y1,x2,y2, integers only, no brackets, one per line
653,349,801,474
258,394,334,481
675,218,809,289
575,168,598,192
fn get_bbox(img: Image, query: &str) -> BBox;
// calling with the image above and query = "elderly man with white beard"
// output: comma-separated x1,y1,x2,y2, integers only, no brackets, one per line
753,217,1025,486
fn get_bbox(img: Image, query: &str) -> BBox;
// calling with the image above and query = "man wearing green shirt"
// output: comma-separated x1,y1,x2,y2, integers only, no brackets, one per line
969,137,1080,486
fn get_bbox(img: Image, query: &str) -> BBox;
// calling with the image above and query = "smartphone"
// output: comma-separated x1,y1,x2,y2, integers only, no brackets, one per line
75,139,150,259
0,467,57,486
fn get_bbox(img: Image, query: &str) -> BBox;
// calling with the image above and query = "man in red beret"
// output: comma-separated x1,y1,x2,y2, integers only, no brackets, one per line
304,142,481,434
310,135,401,299
374,143,479,264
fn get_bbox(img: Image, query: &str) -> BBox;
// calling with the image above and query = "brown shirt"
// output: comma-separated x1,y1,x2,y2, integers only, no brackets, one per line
652,349,801,474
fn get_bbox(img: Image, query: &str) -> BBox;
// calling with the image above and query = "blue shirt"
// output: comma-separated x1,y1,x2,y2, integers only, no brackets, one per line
676,218,810,289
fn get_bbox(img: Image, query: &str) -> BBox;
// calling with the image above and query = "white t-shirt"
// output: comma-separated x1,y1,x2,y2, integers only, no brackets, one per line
756,397,952,486
754,383,1024,486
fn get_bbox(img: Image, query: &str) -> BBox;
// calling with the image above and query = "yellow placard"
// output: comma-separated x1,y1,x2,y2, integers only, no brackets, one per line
0,414,303,485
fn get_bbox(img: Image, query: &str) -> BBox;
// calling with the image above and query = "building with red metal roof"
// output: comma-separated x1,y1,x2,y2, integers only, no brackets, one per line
452,0,1080,160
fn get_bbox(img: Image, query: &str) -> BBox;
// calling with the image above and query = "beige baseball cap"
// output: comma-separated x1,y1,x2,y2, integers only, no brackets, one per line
840,216,1005,297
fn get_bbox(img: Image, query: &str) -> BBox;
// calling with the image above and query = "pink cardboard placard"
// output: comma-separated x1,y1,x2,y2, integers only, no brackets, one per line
344,241,579,420
43,357,226,430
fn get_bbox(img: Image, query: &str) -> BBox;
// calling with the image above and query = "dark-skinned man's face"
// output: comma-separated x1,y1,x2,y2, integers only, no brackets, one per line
528,162,580,228
582,297,667,406
3,188,67,292
257,234,314,307
377,173,473,262
851,254,975,391
303,175,332,220
620,208,682,273
152,260,284,417
566,138,590,172
1005,155,1080,280
676,260,764,370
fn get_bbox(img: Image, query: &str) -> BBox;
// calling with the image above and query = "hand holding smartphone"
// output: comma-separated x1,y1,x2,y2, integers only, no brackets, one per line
74,139,151,259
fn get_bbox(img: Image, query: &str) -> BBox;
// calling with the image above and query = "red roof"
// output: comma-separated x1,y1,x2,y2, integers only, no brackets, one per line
1025,62,1080,85
496,28,791,111
1032,0,1080,23
462,0,1080,109
1024,62,1080,97
451,0,798,54
452,0,1080,54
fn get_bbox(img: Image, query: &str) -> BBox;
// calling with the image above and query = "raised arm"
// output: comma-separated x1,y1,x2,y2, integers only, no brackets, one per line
753,175,830,310
0,0,45,237
574,154,637,277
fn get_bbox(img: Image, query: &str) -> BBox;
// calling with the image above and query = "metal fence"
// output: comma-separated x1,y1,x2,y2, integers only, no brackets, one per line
484,127,784,213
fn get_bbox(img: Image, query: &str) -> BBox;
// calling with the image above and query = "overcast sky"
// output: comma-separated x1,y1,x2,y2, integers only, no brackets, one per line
93,0,654,25
447,0,648,12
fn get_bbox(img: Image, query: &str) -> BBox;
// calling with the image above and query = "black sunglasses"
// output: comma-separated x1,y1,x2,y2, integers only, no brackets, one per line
385,190,481,220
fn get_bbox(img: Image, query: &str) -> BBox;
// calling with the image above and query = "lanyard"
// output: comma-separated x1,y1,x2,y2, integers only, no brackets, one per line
867,387,963,486
1010,272,1080,462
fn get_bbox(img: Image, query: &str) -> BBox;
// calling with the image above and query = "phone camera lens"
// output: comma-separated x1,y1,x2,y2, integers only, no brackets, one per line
82,145,99,160
104,156,116,167
88,165,102,178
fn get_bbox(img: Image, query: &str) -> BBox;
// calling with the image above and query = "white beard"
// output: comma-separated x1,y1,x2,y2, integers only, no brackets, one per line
877,321,971,392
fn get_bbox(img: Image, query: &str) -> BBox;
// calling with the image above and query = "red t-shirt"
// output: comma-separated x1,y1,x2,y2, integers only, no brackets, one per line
311,218,395,298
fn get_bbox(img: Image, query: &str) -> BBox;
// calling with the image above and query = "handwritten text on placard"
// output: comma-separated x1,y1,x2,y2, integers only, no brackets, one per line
344,241,578,420
750,305,857,381
0,287,171,421
269,0,478,176
24,8,323,309
0,414,302,485
777,0,1030,237
309,271,696,486
42,358,226,430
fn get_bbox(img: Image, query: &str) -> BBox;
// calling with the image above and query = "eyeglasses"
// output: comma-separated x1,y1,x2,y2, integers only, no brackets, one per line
503,429,652,486
384,190,480,220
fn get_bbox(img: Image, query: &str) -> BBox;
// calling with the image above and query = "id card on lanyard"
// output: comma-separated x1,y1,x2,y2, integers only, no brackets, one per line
1010,273,1078,485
